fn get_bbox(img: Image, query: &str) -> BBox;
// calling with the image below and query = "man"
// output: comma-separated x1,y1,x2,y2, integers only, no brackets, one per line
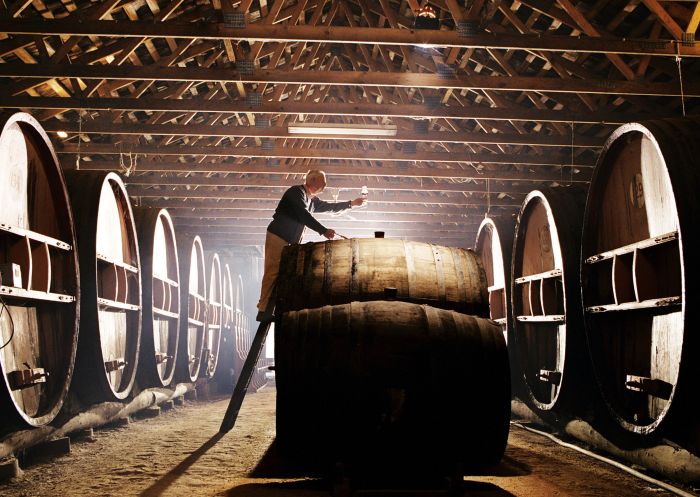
256,169,366,321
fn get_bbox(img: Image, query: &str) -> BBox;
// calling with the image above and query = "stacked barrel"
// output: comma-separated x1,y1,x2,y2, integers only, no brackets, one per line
274,238,511,471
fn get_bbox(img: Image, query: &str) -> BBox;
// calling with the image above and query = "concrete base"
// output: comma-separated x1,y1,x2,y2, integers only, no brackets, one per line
0,457,22,482
133,406,161,420
69,428,96,443
511,400,700,485
18,437,71,467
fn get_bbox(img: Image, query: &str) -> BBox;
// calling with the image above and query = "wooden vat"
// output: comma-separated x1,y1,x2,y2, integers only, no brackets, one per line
475,215,527,400
201,253,222,378
511,188,588,413
276,239,488,316
475,216,516,342
66,171,141,402
0,113,80,427
581,118,700,436
176,235,206,383
214,263,237,390
134,208,180,388
275,301,510,469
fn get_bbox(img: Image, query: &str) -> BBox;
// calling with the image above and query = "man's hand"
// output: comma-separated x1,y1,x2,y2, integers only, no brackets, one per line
351,197,367,208
323,229,336,239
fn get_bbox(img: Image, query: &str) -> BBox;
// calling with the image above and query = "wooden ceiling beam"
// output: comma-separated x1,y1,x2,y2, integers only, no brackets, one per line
1,21,697,57
57,142,596,166
127,188,523,206
163,208,511,220
65,158,591,182
2,64,696,96
169,217,484,229
43,121,604,147
4,96,652,123
132,194,519,211
123,174,552,193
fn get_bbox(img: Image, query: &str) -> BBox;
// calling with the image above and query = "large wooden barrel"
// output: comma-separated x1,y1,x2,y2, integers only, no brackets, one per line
66,171,142,403
511,188,590,414
134,207,180,388
275,301,510,469
475,216,516,342
0,113,80,427
475,215,527,400
276,239,488,316
214,263,237,390
176,235,206,383
581,118,700,436
201,252,222,378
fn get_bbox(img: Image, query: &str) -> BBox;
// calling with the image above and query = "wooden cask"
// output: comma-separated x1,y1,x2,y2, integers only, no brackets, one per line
66,171,141,403
275,301,510,469
475,215,527,400
511,188,591,414
581,118,700,436
214,263,237,391
276,238,488,316
201,252,222,378
133,207,180,388
176,235,206,383
0,112,80,427
475,216,516,342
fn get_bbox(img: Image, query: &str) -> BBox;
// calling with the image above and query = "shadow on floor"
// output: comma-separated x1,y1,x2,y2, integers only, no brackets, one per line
220,479,516,497
251,439,531,479
137,432,225,497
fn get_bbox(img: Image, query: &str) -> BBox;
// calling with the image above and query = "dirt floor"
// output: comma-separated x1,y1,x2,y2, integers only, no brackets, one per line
0,386,694,497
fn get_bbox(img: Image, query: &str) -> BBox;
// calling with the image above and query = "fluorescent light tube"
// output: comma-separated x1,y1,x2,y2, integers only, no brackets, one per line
287,123,397,136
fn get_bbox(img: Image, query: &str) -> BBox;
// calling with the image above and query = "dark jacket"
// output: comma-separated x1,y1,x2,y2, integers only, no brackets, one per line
267,185,352,243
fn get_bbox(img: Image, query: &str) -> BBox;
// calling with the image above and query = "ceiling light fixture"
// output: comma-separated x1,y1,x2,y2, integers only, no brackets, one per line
287,123,397,136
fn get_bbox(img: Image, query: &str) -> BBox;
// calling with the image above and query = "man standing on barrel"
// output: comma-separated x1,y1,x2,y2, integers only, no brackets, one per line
256,169,366,322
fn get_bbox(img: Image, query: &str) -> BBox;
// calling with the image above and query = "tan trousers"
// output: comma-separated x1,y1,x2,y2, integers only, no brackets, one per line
257,231,289,312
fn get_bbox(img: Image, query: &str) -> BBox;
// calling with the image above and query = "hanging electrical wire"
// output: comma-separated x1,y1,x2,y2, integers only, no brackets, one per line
675,46,686,117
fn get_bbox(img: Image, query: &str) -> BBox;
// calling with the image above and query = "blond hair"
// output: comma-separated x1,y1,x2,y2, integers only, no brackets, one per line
305,169,327,187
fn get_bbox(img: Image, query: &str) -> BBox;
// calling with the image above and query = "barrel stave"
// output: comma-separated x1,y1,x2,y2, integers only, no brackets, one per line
276,300,510,469
277,239,488,316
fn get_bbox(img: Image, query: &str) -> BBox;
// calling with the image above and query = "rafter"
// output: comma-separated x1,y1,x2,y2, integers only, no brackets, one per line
1,21,698,57
4,96,654,123
57,142,596,166
42,120,604,147
3,64,695,96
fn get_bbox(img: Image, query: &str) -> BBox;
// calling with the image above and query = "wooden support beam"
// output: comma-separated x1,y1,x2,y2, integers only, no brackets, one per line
58,142,596,166
126,191,523,210
2,96,651,124
640,0,684,40
0,21,697,57
43,121,605,147
123,174,545,193
66,159,592,182
163,208,512,220
2,64,696,96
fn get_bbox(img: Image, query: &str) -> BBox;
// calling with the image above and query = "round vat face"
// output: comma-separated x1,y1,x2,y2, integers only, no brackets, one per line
179,236,206,382
582,124,684,435
0,113,79,427
93,175,141,399
135,208,180,388
475,218,511,341
512,193,567,411
202,253,222,378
